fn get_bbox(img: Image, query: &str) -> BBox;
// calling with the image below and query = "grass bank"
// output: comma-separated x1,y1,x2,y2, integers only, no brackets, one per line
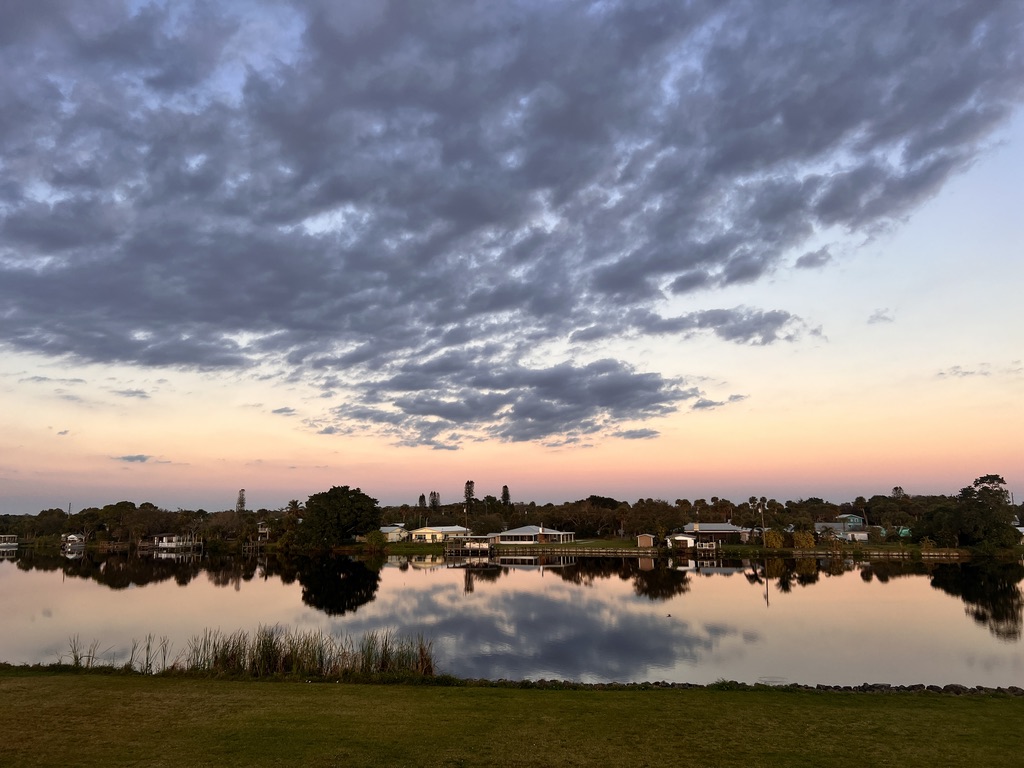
3,670,1022,767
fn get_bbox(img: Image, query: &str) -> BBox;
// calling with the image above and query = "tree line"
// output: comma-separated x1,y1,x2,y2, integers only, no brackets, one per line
1,475,1019,551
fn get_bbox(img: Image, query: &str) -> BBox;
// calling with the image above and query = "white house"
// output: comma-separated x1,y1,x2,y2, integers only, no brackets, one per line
666,533,697,549
409,525,471,543
380,524,410,542
153,533,199,550
815,522,869,542
495,524,574,545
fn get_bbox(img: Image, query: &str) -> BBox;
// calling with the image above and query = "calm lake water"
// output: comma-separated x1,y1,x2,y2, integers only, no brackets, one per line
2,549,1022,687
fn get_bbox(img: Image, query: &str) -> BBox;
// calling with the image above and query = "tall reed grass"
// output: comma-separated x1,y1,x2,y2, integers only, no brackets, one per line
62,627,435,680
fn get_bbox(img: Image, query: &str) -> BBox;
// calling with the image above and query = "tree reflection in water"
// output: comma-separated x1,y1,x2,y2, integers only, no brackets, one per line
290,555,381,616
8,550,1024,639
929,561,1024,641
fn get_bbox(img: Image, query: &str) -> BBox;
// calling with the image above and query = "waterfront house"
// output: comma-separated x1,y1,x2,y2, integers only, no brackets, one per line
814,522,868,542
835,513,865,530
681,522,748,547
496,524,575,545
380,524,410,542
0,534,18,557
153,533,200,550
666,533,697,550
409,525,471,543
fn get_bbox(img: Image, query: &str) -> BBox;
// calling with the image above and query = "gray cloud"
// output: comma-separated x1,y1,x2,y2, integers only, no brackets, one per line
692,395,746,411
614,429,660,440
115,454,151,463
113,389,150,399
937,365,991,379
867,309,894,325
19,375,87,386
1,1,1022,446
795,247,832,270
272,407,297,416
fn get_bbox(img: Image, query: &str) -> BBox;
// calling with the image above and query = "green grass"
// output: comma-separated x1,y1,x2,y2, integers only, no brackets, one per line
3,670,1022,767
541,538,639,549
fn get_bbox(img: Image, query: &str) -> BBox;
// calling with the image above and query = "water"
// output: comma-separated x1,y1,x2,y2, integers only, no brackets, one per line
2,550,1022,687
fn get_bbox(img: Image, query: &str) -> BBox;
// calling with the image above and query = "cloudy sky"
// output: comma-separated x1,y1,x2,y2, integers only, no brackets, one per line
2,0,1022,514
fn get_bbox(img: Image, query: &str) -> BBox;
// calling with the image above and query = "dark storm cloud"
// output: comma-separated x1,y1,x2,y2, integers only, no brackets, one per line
2,1,1022,446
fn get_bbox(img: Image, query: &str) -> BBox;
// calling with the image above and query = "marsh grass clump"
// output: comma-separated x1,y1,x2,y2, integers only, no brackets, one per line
57,627,436,681
180,626,436,681
63,635,105,669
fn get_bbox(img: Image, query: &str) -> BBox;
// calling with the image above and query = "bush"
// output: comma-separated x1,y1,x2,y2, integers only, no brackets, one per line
792,530,815,549
363,530,387,554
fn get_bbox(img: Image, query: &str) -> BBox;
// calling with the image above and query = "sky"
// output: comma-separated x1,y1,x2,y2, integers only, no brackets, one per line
1,0,1023,514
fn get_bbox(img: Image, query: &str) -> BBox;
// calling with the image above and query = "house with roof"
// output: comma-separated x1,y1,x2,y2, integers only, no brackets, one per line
681,522,749,545
835,513,865,530
380,524,410,542
666,533,697,550
495,524,574,545
409,525,471,543
814,522,868,542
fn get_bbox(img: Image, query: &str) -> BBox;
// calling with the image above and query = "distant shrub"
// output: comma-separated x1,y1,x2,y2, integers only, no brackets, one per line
792,530,815,549
363,530,387,554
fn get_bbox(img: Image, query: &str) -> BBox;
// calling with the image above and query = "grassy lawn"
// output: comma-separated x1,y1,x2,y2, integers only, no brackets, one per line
547,538,639,549
3,670,1022,767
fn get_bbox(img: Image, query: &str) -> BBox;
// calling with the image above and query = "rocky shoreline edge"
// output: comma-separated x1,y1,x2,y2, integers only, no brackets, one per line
449,678,1024,696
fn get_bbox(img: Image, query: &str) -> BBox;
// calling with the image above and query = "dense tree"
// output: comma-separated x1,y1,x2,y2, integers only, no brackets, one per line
915,475,1017,549
31,508,68,537
417,493,427,509
296,486,381,551
236,489,246,515
464,480,475,513
428,491,441,511
501,485,511,507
